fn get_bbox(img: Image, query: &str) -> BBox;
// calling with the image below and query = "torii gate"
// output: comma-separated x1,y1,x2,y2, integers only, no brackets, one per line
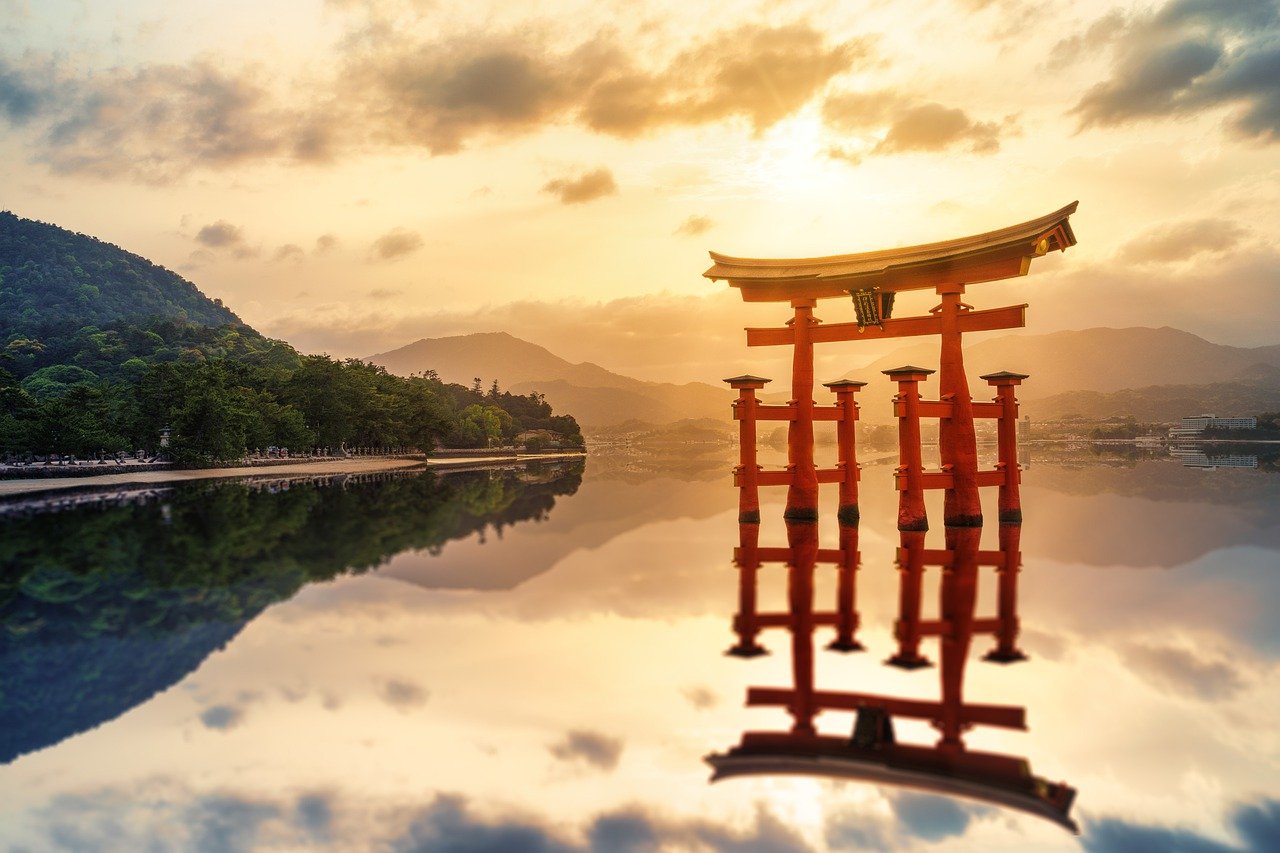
709,202,1077,527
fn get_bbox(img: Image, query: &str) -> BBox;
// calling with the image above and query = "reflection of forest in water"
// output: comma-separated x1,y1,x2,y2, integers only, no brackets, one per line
0,461,582,764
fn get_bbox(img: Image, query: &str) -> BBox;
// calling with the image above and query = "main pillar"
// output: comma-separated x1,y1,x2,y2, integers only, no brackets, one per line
936,285,982,527
885,366,933,532
785,300,819,522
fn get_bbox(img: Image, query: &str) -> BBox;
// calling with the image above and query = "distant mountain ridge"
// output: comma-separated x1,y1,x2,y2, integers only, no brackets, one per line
367,332,730,427
845,326,1280,422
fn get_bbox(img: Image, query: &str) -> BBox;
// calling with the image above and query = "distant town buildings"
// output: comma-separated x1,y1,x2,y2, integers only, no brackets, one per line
1169,414,1257,439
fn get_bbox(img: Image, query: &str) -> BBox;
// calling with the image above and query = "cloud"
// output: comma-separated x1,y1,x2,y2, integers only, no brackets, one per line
822,91,1010,156
380,678,429,709
272,243,306,263
1119,641,1246,700
370,228,424,260
194,219,259,259
1117,218,1248,263
1070,0,1280,142
199,704,246,730
674,214,713,237
548,729,623,771
369,287,405,299
196,220,245,248
541,167,617,205
0,57,333,182
314,233,340,254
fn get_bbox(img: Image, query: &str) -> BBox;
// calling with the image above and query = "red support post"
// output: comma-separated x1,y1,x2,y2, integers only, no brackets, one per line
936,285,982,527
982,371,1029,525
725,375,771,524
984,522,1028,663
887,528,931,669
785,300,820,522
728,521,768,657
884,366,933,532
823,379,867,525
828,522,864,652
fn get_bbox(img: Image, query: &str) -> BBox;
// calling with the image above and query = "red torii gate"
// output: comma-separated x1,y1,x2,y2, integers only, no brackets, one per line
710,203,1077,527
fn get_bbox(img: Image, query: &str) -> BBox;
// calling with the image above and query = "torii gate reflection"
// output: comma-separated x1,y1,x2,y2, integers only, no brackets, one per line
706,205,1080,833
709,519,1077,833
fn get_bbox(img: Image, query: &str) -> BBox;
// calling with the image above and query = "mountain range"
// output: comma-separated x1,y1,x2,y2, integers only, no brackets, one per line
367,332,731,427
369,326,1280,428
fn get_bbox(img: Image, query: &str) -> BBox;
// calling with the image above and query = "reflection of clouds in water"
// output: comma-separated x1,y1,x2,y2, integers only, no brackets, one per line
1119,641,1247,702
681,685,719,710
549,730,623,772
20,785,809,852
1084,797,1280,853
890,793,989,843
199,704,245,731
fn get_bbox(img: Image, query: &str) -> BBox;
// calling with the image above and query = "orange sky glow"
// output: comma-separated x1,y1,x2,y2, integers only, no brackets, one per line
2,0,1277,381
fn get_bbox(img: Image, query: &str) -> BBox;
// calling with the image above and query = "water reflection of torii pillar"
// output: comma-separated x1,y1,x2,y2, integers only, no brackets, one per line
709,520,1077,833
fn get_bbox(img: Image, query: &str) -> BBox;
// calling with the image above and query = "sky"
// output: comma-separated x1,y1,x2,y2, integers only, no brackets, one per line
2,0,1278,382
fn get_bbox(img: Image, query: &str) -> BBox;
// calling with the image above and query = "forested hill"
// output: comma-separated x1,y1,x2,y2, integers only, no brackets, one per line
0,212,583,461
0,211,243,335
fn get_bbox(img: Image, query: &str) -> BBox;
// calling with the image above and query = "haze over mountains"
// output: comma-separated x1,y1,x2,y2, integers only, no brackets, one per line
367,333,730,427
369,326,1280,428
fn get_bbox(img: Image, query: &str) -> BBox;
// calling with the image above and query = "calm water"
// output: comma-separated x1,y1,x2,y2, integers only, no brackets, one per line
1,448,1278,851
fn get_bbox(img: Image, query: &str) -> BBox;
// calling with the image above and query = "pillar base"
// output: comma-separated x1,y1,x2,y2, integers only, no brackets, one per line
885,654,932,670
783,506,819,522
943,513,983,528
738,510,761,524
998,509,1022,525
726,644,769,658
836,504,860,525
827,638,865,653
983,649,1028,664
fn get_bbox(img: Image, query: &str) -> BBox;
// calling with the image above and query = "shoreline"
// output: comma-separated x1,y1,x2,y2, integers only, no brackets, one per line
0,452,586,500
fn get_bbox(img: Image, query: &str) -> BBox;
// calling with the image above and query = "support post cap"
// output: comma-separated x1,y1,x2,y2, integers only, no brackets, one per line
980,370,1030,384
724,375,772,389
882,366,935,380
822,379,869,390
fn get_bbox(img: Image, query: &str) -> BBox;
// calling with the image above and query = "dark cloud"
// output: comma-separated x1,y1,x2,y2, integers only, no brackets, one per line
272,243,306,263
542,167,618,205
580,24,874,137
548,729,623,771
1046,10,1128,71
1,21,871,178
873,103,1001,154
199,704,245,730
1071,0,1280,142
196,220,245,248
380,678,429,709
824,808,893,851
822,91,1009,157
0,57,331,182
314,233,340,254
194,219,259,259
371,228,424,260
1119,642,1246,700
1117,218,1248,263
674,214,713,237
